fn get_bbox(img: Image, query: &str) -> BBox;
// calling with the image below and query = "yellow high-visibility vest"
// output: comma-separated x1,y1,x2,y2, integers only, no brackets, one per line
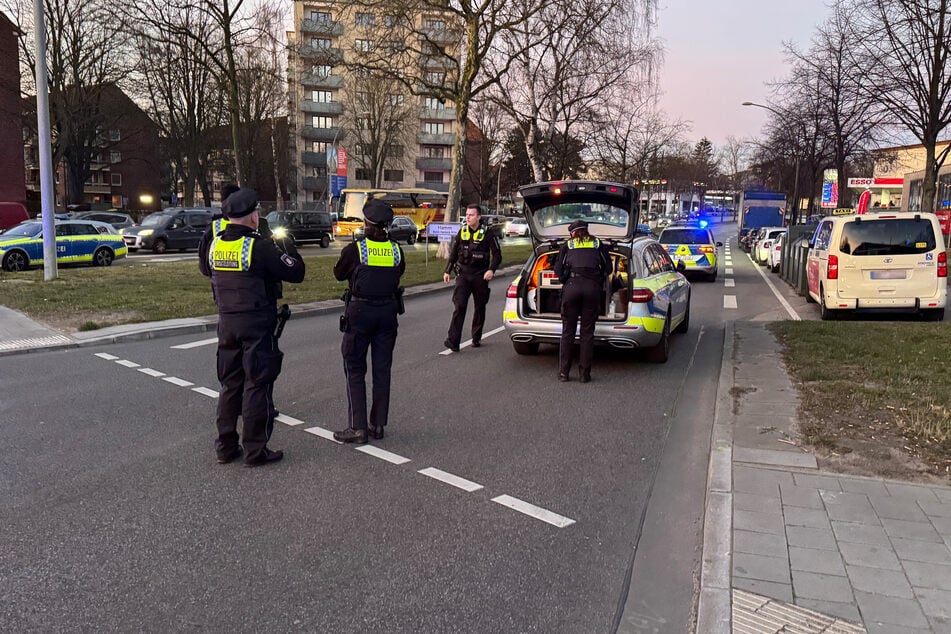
210,236,254,271
568,237,600,249
357,239,400,267
460,225,486,241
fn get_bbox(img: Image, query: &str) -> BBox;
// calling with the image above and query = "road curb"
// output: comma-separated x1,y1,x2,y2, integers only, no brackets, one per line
695,319,734,633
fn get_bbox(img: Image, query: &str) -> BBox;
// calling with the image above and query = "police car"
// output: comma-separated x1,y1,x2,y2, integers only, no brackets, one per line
657,222,722,282
0,219,128,271
502,181,691,363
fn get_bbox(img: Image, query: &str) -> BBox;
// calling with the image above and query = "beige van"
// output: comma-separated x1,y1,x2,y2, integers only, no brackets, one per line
805,211,947,320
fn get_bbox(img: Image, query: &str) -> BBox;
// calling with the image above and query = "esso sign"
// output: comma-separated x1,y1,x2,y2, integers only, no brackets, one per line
848,178,875,187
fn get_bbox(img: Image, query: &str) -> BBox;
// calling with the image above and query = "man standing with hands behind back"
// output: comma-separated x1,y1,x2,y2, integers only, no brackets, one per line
442,205,501,352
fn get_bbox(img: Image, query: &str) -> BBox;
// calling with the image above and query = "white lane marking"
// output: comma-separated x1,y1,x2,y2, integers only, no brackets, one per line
303,425,342,443
163,376,194,387
115,359,140,368
277,414,308,427
137,368,166,377
440,325,505,355
724,295,738,309
95,353,119,360
419,467,484,492
726,268,734,275
355,444,411,464
724,259,733,265
192,387,219,398
751,258,802,321
724,279,735,288
491,494,576,528
171,337,218,350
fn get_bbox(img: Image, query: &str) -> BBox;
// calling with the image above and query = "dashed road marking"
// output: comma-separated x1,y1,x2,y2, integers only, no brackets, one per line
192,386,219,398
277,413,308,427
724,295,738,309
419,467,484,492
441,325,505,355
95,353,119,360
725,279,735,288
726,268,734,275
116,359,140,368
137,368,165,377
171,337,218,350
303,425,342,444
355,444,411,465
491,494,576,528
162,376,194,387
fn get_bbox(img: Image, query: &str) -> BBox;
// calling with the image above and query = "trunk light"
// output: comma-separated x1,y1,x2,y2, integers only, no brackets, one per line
827,254,839,280
506,283,518,298
630,288,654,303
939,251,947,278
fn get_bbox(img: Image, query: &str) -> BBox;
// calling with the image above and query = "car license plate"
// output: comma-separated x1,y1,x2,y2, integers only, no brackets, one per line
869,270,906,280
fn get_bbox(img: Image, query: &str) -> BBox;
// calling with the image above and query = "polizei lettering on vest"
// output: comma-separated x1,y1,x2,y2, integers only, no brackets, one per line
367,246,391,256
213,250,241,269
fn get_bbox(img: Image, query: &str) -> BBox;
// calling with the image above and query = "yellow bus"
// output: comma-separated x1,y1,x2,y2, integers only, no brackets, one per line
333,188,449,238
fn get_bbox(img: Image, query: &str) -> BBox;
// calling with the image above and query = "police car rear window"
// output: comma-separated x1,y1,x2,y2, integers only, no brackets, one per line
839,218,936,256
659,229,710,244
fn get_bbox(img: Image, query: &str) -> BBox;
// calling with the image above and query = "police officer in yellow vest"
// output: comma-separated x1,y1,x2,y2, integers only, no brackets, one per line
442,204,502,351
332,199,406,444
202,188,306,467
553,219,611,383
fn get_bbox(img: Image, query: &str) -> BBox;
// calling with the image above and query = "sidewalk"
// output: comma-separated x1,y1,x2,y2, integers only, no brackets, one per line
699,321,951,634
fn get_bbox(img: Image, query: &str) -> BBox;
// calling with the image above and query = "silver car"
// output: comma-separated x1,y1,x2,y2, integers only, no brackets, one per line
502,180,691,363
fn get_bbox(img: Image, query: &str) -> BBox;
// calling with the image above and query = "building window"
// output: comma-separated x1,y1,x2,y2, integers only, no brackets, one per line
424,97,444,110
311,166,327,178
383,40,405,53
424,18,446,29
110,151,121,163
310,11,331,23
313,90,332,103
355,168,373,180
423,171,443,183
109,129,121,142
354,12,375,25
313,116,333,128
354,39,374,52
422,122,445,135
424,146,445,158
389,94,404,106
312,38,331,49
312,142,328,152
313,64,332,78
355,116,370,130
384,169,404,182
424,71,445,86
383,14,404,28
386,144,404,158
111,173,122,186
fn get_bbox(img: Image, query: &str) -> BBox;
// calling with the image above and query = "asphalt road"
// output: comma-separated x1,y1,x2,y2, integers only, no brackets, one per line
1,223,803,632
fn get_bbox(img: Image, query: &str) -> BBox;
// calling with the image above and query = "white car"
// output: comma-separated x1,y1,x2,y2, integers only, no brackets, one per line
769,231,786,272
755,227,786,265
505,218,530,237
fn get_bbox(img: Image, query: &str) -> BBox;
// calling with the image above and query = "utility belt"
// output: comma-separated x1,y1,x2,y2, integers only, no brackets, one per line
351,296,397,303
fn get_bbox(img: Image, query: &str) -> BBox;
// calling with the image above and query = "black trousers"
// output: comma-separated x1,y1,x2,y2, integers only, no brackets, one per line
446,271,490,346
559,277,601,375
216,311,283,462
342,300,399,431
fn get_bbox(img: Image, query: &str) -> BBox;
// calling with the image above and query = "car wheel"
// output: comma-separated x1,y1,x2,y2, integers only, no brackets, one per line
153,238,167,254
320,234,330,248
646,314,671,363
674,296,690,334
2,249,28,272
407,232,417,245
128,247,138,252
819,286,836,320
707,270,717,283
771,263,779,273
513,341,539,355
93,247,114,266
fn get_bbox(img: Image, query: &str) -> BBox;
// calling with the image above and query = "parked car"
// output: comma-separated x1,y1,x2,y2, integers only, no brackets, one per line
805,211,947,320
502,180,691,363
0,219,127,271
121,208,213,253
0,202,30,232
266,210,334,247
352,215,420,244
504,218,530,237
74,211,135,231
754,227,786,265
769,231,786,273
657,224,722,282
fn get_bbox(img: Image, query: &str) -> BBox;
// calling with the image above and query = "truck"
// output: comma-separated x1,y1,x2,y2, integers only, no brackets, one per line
738,191,786,251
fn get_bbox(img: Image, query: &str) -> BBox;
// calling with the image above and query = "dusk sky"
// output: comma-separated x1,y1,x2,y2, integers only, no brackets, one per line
655,0,834,147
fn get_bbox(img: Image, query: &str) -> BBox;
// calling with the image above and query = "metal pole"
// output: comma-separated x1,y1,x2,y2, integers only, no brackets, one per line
791,156,800,226
495,158,502,215
34,0,57,280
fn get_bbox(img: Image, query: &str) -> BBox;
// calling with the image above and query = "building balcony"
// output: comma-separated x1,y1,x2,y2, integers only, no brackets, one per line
301,151,327,165
416,181,449,192
416,157,452,171
417,132,455,146
84,184,111,194
420,107,456,121
419,28,457,45
300,19,343,36
297,45,343,63
301,126,342,142
300,73,344,88
302,176,325,190
301,100,343,115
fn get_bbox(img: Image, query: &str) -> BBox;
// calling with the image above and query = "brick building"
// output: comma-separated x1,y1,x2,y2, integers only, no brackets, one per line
0,12,25,204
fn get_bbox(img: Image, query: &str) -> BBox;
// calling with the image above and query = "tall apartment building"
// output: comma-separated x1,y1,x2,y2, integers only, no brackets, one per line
287,1,461,210
0,11,25,204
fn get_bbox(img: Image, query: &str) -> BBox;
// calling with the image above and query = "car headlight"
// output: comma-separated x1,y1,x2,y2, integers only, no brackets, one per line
138,229,154,236
272,227,287,239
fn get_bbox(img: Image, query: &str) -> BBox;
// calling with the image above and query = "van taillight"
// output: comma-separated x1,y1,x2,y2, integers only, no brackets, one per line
939,251,947,278
827,254,839,280
506,283,518,298
631,288,654,303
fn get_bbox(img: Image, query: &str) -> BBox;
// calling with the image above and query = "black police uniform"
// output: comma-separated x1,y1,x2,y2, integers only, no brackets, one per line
333,200,406,443
200,188,305,466
553,223,611,382
444,220,502,349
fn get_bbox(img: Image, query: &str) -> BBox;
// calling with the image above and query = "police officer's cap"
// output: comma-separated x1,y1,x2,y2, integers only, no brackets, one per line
568,219,588,233
222,188,258,218
363,199,394,225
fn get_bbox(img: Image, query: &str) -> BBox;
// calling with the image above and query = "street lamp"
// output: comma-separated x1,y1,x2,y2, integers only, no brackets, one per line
742,101,802,225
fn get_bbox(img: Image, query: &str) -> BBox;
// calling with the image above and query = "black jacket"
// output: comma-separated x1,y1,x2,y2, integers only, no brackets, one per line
445,222,502,276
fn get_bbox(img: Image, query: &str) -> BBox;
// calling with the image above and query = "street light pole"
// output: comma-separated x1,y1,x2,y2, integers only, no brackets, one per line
495,156,503,214
742,101,802,226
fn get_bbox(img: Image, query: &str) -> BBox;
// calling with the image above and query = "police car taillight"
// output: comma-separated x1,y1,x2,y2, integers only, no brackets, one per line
506,283,518,298
827,254,839,280
630,288,653,303
939,251,947,278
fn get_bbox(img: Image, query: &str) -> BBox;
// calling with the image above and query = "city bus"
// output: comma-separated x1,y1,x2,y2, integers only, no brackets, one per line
333,188,449,238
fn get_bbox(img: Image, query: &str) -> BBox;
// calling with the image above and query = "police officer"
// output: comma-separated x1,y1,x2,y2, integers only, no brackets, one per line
442,204,501,351
553,220,611,383
332,199,406,444
200,188,306,467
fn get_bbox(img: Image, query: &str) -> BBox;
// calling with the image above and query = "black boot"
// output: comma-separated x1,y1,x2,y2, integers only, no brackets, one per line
368,424,384,440
580,368,591,383
333,428,368,444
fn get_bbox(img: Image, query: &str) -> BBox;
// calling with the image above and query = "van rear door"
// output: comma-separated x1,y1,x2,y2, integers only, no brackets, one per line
835,216,940,302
